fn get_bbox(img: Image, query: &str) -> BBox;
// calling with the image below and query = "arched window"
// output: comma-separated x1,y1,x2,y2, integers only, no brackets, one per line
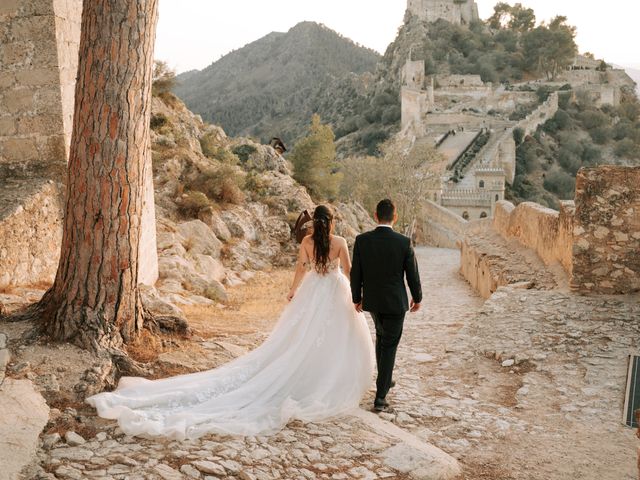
480,212,488,219
495,194,499,201
462,211,469,220
479,180,485,189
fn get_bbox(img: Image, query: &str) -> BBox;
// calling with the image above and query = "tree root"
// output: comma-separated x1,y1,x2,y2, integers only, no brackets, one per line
145,314,192,337
1,301,44,323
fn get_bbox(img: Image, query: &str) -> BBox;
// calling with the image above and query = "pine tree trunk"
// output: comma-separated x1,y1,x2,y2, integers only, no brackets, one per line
38,0,159,352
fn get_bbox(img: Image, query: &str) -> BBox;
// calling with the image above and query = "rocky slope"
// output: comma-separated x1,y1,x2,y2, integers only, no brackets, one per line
147,92,375,313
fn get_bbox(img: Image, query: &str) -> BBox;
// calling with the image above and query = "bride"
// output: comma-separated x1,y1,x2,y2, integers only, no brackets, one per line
87,205,375,439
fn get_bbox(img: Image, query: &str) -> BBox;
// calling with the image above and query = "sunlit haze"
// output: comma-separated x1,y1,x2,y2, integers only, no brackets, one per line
155,0,639,73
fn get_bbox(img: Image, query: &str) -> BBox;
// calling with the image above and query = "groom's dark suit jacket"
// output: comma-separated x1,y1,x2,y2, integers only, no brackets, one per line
350,226,422,314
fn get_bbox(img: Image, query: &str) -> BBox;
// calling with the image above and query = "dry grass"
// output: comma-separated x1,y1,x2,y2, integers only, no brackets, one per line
126,328,167,364
182,269,291,338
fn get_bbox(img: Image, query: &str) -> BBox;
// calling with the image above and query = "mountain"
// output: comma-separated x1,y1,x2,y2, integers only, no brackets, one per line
173,22,381,147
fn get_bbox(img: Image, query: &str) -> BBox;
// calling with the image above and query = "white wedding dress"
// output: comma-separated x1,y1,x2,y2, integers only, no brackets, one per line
87,259,375,439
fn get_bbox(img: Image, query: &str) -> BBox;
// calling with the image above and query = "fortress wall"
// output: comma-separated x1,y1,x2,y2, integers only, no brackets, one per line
401,87,428,132
0,0,69,170
0,179,63,287
516,92,558,137
558,69,604,86
422,199,468,248
0,0,158,287
571,166,640,294
493,200,574,275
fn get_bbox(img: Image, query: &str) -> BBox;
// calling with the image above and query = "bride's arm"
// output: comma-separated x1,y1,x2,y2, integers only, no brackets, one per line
287,237,310,301
339,237,352,280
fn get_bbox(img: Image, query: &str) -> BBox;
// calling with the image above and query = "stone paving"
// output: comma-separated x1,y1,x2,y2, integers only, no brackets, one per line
5,247,640,479
380,248,640,480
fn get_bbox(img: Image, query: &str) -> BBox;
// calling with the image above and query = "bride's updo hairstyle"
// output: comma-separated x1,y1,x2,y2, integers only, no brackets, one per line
312,205,334,274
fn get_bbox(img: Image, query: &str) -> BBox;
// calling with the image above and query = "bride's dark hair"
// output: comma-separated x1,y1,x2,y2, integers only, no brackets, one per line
312,205,334,274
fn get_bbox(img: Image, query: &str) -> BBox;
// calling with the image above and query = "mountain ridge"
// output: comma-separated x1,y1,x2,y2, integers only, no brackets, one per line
174,21,381,146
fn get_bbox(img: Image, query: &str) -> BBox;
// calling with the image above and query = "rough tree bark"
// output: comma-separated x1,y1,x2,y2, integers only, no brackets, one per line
36,0,159,353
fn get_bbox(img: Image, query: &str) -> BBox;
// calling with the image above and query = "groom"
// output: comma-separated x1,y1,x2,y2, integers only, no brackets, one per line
350,199,422,412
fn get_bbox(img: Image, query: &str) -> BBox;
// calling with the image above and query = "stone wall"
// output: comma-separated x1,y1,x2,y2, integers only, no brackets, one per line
436,74,483,88
516,92,558,137
407,0,479,25
493,200,574,275
571,166,640,294
0,178,63,287
401,86,429,132
402,60,425,90
0,0,76,170
0,0,158,287
422,200,469,248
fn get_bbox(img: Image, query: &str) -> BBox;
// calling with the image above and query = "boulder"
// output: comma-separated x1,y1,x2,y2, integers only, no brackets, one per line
177,220,222,257
0,379,49,480
192,254,226,283
139,285,187,321
198,207,232,242
221,208,258,241
382,443,461,480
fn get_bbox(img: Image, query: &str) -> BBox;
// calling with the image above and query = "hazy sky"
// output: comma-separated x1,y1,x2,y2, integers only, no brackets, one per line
155,0,639,74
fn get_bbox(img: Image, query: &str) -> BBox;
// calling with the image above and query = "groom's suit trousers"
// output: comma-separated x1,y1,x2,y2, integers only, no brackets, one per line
371,311,405,400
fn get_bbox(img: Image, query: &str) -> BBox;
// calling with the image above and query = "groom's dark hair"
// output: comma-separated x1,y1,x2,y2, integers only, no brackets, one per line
376,199,396,222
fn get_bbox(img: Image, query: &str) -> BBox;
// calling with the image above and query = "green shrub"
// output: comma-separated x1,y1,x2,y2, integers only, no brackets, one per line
543,170,575,199
232,144,258,163
558,148,581,175
381,106,401,125
150,113,169,130
176,191,212,217
245,171,271,199
578,110,609,130
513,127,525,145
614,138,638,158
589,127,611,145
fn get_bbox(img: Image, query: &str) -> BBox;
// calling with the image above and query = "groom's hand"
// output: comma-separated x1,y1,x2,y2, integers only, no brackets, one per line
354,302,363,313
410,300,421,312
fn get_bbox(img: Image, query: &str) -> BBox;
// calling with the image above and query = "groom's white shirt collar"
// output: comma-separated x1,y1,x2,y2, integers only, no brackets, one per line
377,224,393,229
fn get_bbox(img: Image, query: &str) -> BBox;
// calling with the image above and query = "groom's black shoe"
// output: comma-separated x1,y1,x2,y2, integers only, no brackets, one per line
373,397,390,412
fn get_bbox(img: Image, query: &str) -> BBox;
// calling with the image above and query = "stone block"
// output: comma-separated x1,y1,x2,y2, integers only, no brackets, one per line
0,137,38,162
10,14,56,40
0,41,33,68
17,114,64,136
3,87,36,113
15,67,59,86
0,72,15,89
0,0,20,16
0,118,16,136
0,379,50,480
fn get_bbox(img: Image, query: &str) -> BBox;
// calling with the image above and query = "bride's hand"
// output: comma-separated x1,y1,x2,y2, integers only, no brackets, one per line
287,290,295,301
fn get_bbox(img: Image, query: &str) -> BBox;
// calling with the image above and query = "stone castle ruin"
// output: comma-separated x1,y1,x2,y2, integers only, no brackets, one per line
0,0,158,288
407,0,479,25
401,1,635,223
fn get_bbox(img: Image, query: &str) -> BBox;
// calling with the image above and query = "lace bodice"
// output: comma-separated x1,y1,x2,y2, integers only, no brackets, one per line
304,257,341,274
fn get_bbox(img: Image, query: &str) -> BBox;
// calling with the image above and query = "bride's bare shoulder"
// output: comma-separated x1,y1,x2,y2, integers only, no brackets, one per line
331,235,348,246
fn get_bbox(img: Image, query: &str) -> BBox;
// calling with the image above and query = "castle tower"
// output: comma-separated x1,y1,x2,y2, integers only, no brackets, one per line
407,0,480,25
0,0,158,287
475,167,506,217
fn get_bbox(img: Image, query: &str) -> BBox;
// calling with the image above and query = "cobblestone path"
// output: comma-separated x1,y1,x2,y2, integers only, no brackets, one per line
27,247,640,479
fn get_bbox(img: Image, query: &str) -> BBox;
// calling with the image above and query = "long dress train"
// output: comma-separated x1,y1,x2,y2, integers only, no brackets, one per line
87,260,375,439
